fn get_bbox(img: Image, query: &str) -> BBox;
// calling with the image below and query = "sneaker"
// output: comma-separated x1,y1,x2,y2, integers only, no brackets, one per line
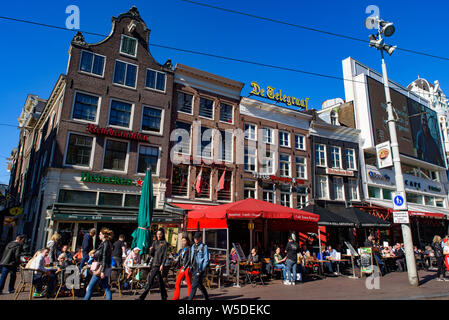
283,280,290,285
443,278,449,282
290,281,295,286
437,278,444,282
333,272,339,276
33,292,45,298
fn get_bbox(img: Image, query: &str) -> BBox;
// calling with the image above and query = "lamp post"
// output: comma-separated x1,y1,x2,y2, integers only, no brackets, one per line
367,17,419,286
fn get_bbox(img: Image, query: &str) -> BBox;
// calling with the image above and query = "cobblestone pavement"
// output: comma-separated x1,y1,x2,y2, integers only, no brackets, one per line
2,269,449,300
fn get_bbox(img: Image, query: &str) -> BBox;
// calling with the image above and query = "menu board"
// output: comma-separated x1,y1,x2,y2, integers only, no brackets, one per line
232,243,246,262
360,247,374,274
344,241,359,256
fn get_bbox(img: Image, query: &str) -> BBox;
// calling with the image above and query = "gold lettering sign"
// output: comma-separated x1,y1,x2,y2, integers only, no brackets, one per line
250,81,309,110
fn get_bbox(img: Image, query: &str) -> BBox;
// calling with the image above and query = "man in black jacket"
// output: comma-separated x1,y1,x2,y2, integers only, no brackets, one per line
78,228,96,272
393,243,406,272
0,235,25,294
137,228,168,300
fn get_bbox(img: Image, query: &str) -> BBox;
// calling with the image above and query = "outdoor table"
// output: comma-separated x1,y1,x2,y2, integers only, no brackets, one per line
328,259,349,275
381,256,398,273
128,265,152,294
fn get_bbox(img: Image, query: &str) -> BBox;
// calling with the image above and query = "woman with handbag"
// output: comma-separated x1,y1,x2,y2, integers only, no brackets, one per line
431,235,448,281
84,228,114,300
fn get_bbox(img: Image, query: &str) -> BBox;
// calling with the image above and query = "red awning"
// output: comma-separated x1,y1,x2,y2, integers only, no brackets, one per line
171,203,216,211
188,198,319,222
409,211,446,219
186,218,228,230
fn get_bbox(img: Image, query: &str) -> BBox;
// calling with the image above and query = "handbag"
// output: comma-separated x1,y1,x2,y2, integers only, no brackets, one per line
90,261,102,276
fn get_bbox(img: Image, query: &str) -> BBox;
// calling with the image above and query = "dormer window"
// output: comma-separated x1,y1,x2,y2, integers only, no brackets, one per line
330,111,338,125
120,35,137,57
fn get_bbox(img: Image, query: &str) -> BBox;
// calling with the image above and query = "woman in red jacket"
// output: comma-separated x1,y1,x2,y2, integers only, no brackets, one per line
172,237,192,300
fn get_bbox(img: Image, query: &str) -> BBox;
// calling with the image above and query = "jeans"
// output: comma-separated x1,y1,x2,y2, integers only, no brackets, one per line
396,258,406,272
33,273,56,296
139,267,167,300
187,270,208,300
79,253,89,271
285,259,297,282
323,262,333,273
0,266,17,293
172,267,192,300
274,263,286,280
84,274,111,300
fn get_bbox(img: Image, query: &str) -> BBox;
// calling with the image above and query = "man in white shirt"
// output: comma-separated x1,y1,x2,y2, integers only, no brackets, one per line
29,248,56,297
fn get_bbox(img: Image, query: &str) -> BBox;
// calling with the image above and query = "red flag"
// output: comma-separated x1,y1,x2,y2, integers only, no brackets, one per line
216,171,226,192
195,167,203,194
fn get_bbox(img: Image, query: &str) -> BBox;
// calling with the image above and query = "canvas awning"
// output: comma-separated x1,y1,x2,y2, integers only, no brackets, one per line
302,204,355,227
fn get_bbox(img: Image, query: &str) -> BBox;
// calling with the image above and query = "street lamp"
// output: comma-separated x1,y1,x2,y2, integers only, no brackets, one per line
367,17,419,287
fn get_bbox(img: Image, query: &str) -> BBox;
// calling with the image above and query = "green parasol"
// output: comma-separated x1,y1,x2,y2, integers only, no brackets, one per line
131,168,153,255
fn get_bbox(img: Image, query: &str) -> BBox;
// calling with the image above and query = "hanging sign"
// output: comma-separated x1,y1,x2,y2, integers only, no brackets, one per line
249,81,309,110
9,207,23,216
376,141,393,169
393,211,409,224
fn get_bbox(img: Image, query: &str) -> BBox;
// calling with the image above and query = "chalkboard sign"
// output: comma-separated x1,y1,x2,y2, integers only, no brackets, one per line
344,241,359,257
360,247,374,274
232,243,246,262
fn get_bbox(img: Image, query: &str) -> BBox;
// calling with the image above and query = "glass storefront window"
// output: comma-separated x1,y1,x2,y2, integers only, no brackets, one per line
368,186,381,199
58,190,97,205
382,188,393,200
98,192,123,206
436,198,445,208
124,194,141,207
406,193,423,204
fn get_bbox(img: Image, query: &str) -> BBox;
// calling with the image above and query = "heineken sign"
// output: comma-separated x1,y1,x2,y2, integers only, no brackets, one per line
81,172,143,187
87,124,149,142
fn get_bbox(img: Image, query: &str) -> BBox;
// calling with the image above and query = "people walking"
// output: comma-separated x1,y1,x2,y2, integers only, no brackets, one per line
112,234,125,267
0,235,25,294
79,228,96,272
187,232,209,300
137,228,168,300
432,235,447,281
284,235,299,285
172,237,192,300
46,233,61,264
84,228,113,300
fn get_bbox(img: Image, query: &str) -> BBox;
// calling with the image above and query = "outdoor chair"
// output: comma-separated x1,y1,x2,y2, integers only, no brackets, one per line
108,267,124,297
205,264,223,289
245,262,264,287
14,267,44,300
54,269,75,300
131,267,150,295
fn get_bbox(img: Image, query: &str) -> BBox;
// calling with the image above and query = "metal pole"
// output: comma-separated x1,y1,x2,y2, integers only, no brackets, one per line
380,50,419,286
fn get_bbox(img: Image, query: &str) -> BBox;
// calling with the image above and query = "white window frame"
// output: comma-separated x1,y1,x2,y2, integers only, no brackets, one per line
345,148,357,171
315,144,327,167
119,34,138,58
295,134,306,151
101,138,130,174
279,131,290,148
174,121,192,156
244,145,257,173
295,156,307,180
262,127,274,144
145,68,167,93
197,126,213,160
107,98,135,130
112,59,139,90
141,105,165,136
244,123,257,141
63,131,96,170
194,167,212,200
177,91,194,115
260,150,274,175
348,178,359,201
333,177,345,201
317,175,329,200
244,179,257,199
198,96,215,120
330,146,342,169
171,164,191,199
279,153,291,177
70,90,102,125
280,185,292,208
136,143,162,177
218,129,234,163
219,102,234,125
78,50,106,78
262,183,275,204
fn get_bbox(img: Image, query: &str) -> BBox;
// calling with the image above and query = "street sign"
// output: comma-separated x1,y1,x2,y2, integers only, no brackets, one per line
393,211,409,224
393,192,407,210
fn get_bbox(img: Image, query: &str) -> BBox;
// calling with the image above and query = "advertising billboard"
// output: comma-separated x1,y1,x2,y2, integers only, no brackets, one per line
367,76,445,167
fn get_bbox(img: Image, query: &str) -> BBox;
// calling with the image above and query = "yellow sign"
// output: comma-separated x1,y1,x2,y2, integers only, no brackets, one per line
248,222,255,230
9,207,23,216
250,81,309,109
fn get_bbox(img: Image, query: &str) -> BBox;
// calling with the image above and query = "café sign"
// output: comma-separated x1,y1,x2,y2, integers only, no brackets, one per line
87,124,149,142
251,172,305,185
326,168,354,177
249,81,309,110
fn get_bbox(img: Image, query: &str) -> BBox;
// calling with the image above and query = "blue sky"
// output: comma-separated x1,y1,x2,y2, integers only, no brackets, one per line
0,0,448,184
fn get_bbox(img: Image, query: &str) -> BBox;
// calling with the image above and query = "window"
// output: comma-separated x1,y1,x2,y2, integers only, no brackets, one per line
315,144,326,167
296,156,307,179
330,111,338,125
145,69,166,92
345,149,356,170
295,134,306,150
142,106,162,133
58,190,96,205
316,176,329,199
109,100,132,128
113,60,137,88
262,128,273,144
219,103,233,123
103,140,128,171
65,133,93,167
280,184,291,207
280,154,291,177
262,182,274,203
431,171,440,182
174,122,191,154
424,196,435,206
199,98,214,119
195,167,211,199
217,171,232,201
279,131,290,147
72,92,99,122
406,193,423,205
197,127,212,158
120,35,137,57
244,180,257,199
124,194,141,207
244,123,256,140
297,187,307,209
219,130,232,162
244,146,256,172
177,92,193,114
79,51,105,76
260,150,274,174
436,198,445,208
382,188,393,200
172,165,189,197
368,186,381,199
333,177,344,200
330,147,341,168
137,145,159,174
98,193,123,206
